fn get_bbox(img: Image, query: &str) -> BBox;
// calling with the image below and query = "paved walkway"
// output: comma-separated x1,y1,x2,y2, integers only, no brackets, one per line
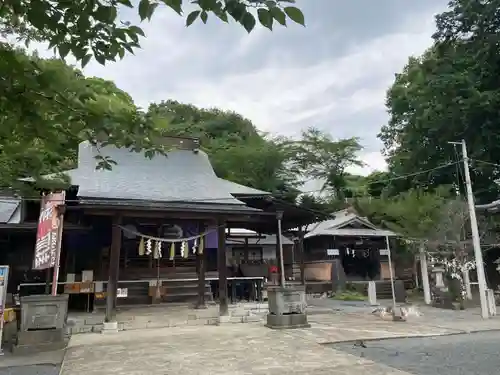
60,311,500,375
62,324,412,375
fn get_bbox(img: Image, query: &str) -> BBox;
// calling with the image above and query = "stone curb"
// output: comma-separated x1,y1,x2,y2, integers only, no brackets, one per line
58,347,68,375
319,327,500,346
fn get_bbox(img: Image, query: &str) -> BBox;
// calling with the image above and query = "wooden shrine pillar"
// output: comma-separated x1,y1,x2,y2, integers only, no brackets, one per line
196,224,207,309
244,237,249,262
105,214,122,323
217,220,228,316
298,226,305,285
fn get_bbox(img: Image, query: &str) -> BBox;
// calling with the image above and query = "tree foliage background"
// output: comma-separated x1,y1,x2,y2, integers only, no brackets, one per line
380,0,500,204
2,0,500,272
0,0,306,188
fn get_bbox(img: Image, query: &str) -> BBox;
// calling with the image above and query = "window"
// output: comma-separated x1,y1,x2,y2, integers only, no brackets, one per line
231,247,263,263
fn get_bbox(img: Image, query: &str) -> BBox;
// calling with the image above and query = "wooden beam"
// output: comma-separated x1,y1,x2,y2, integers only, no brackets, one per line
83,209,219,220
196,223,207,309
217,220,228,316
298,226,305,285
82,208,272,222
244,237,249,262
275,212,285,285
105,215,122,322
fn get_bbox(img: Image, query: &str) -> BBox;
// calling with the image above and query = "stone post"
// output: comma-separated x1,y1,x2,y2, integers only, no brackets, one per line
368,280,377,306
463,269,473,300
419,248,431,305
433,267,445,289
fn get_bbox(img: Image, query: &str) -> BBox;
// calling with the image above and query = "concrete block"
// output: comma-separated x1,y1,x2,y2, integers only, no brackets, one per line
218,315,231,324
76,326,93,334
231,309,250,317
246,315,264,323
102,321,118,333
92,325,103,333
186,319,205,326
266,313,311,330
85,317,103,325
267,285,307,315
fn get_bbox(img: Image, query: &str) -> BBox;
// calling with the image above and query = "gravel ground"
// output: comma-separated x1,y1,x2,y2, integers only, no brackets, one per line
329,331,500,375
0,365,60,375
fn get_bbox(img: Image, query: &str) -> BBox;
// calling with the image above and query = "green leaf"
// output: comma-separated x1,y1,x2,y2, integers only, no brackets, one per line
118,48,126,60
81,54,91,68
257,9,273,30
162,0,183,15
123,44,135,54
95,6,117,22
186,10,200,26
146,3,159,20
270,7,286,26
215,10,228,23
117,0,133,7
138,0,150,21
284,6,305,26
226,1,246,22
95,53,106,65
58,43,71,59
200,11,208,24
241,12,256,33
128,25,145,37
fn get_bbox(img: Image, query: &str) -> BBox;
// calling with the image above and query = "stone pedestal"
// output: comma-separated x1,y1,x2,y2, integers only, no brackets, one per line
15,294,68,354
394,280,407,303
486,289,497,317
368,281,377,306
463,270,472,300
102,321,119,333
432,267,445,289
266,285,310,329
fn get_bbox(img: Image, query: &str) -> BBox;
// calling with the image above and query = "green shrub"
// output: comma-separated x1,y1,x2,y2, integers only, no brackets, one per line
331,290,366,301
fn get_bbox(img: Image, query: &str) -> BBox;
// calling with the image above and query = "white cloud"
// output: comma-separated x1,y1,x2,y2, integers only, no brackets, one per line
348,151,388,176
25,2,443,177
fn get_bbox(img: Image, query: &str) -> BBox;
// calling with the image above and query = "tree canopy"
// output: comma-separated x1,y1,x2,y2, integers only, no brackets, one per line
0,0,305,186
0,48,145,190
1,0,305,64
381,0,500,203
287,127,364,199
147,100,299,199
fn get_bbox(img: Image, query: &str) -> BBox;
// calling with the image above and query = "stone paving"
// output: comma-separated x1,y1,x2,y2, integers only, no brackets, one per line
66,303,268,334
61,324,413,375
59,308,500,375
4,298,499,375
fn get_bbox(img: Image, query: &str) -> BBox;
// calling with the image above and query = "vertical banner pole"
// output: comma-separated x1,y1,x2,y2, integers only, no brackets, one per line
51,208,65,296
0,265,10,356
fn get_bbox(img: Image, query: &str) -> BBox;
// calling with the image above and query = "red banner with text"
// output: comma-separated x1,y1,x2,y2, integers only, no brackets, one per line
33,192,65,270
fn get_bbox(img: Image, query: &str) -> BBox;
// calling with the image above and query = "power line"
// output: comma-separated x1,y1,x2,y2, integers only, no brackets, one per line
473,159,500,168
0,161,460,204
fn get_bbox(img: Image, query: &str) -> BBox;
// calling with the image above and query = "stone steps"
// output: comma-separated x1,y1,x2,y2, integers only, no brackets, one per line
65,303,269,335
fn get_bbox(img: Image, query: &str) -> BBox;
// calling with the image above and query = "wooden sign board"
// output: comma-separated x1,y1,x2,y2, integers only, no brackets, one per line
80,282,94,294
148,286,167,297
64,283,80,294
327,249,339,256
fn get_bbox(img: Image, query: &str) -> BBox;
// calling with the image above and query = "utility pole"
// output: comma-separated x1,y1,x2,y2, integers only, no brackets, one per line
451,140,489,318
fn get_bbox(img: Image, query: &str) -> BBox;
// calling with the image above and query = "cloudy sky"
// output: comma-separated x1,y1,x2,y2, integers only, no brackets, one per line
40,0,450,176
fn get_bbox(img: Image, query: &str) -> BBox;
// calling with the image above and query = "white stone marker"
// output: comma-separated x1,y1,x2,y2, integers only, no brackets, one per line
368,280,377,306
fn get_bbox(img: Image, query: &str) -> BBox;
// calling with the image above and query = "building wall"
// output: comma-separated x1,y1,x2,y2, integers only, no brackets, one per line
226,244,293,266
